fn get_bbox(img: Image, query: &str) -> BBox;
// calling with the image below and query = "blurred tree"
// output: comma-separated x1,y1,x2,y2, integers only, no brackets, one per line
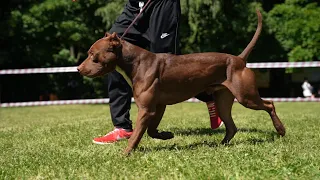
267,0,320,62
95,0,126,30
179,0,287,63
9,0,106,67
2,0,109,102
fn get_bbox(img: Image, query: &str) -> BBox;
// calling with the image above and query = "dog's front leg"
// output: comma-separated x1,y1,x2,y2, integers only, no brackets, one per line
124,106,156,155
124,78,160,155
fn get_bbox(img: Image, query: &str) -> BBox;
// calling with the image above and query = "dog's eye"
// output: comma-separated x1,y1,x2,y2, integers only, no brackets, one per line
91,54,98,63
92,57,98,63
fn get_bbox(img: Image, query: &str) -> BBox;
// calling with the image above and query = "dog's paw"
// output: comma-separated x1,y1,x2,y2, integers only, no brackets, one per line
123,147,133,156
277,125,286,137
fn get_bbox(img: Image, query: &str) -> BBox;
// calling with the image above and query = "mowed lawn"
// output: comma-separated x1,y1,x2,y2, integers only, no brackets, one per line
0,102,319,179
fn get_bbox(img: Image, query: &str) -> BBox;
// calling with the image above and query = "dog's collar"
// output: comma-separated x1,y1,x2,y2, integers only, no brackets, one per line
115,66,132,88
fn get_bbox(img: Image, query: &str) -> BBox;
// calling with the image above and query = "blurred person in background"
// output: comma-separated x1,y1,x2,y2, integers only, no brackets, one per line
301,77,315,98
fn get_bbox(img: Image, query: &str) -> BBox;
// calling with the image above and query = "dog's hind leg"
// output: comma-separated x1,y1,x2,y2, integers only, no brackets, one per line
147,105,174,140
214,88,237,144
224,68,285,136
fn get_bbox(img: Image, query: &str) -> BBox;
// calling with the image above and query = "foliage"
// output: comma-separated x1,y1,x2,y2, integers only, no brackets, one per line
181,0,265,55
179,0,286,62
3,0,108,101
95,0,127,30
9,0,106,67
267,0,320,62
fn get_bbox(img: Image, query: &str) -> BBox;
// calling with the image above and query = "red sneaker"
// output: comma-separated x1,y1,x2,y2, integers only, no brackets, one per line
206,101,224,129
93,128,133,144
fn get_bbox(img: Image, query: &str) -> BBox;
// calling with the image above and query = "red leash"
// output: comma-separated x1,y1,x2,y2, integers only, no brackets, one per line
120,0,152,40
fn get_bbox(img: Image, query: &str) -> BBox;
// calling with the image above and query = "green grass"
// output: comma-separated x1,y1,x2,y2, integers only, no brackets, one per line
0,102,320,179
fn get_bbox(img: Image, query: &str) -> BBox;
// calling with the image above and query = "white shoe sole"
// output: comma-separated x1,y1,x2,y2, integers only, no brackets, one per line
219,121,224,128
92,137,130,145
211,121,224,130
92,140,115,145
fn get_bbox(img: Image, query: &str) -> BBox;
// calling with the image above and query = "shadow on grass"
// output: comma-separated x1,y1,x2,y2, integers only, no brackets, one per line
171,127,225,136
170,127,277,137
137,140,220,153
137,127,280,153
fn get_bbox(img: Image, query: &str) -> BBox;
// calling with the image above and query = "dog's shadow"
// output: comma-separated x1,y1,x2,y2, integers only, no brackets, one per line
137,127,279,153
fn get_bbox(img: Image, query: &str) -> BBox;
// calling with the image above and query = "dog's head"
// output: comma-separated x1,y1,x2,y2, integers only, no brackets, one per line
77,32,122,78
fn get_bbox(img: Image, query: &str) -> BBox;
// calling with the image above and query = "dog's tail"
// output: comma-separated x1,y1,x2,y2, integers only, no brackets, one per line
238,9,262,62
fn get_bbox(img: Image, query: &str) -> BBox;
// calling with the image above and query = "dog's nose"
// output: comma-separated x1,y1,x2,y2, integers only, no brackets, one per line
77,67,80,72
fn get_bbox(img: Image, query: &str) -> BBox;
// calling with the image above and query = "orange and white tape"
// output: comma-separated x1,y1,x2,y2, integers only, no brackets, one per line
1,97,319,107
1,62,320,75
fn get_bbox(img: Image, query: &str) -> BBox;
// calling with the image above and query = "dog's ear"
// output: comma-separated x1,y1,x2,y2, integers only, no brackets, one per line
110,32,117,39
104,32,111,37
109,32,121,48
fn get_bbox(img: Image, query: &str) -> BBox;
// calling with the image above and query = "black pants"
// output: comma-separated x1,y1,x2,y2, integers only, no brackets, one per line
107,0,213,130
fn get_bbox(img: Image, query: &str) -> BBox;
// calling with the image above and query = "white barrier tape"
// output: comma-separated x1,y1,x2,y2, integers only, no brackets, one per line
247,61,320,68
0,98,110,107
0,67,78,75
187,97,320,103
1,62,320,75
1,97,319,107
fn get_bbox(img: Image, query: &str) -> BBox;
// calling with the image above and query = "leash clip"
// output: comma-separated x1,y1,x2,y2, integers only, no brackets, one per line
121,0,151,40
139,2,145,12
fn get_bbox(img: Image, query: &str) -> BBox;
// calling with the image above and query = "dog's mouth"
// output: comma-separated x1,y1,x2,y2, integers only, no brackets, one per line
77,68,90,76
92,70,108,77
78,61,116,78
81,69,104,78
79,67,114,78
78,66,100,78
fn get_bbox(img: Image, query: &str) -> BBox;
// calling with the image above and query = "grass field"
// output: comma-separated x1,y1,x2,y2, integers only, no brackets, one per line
1,102,320,179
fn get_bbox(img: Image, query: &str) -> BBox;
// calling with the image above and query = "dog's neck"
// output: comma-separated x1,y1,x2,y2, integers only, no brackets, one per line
115,40,155,86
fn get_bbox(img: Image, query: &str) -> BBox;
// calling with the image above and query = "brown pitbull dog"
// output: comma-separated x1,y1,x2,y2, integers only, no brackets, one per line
78,10,285,155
